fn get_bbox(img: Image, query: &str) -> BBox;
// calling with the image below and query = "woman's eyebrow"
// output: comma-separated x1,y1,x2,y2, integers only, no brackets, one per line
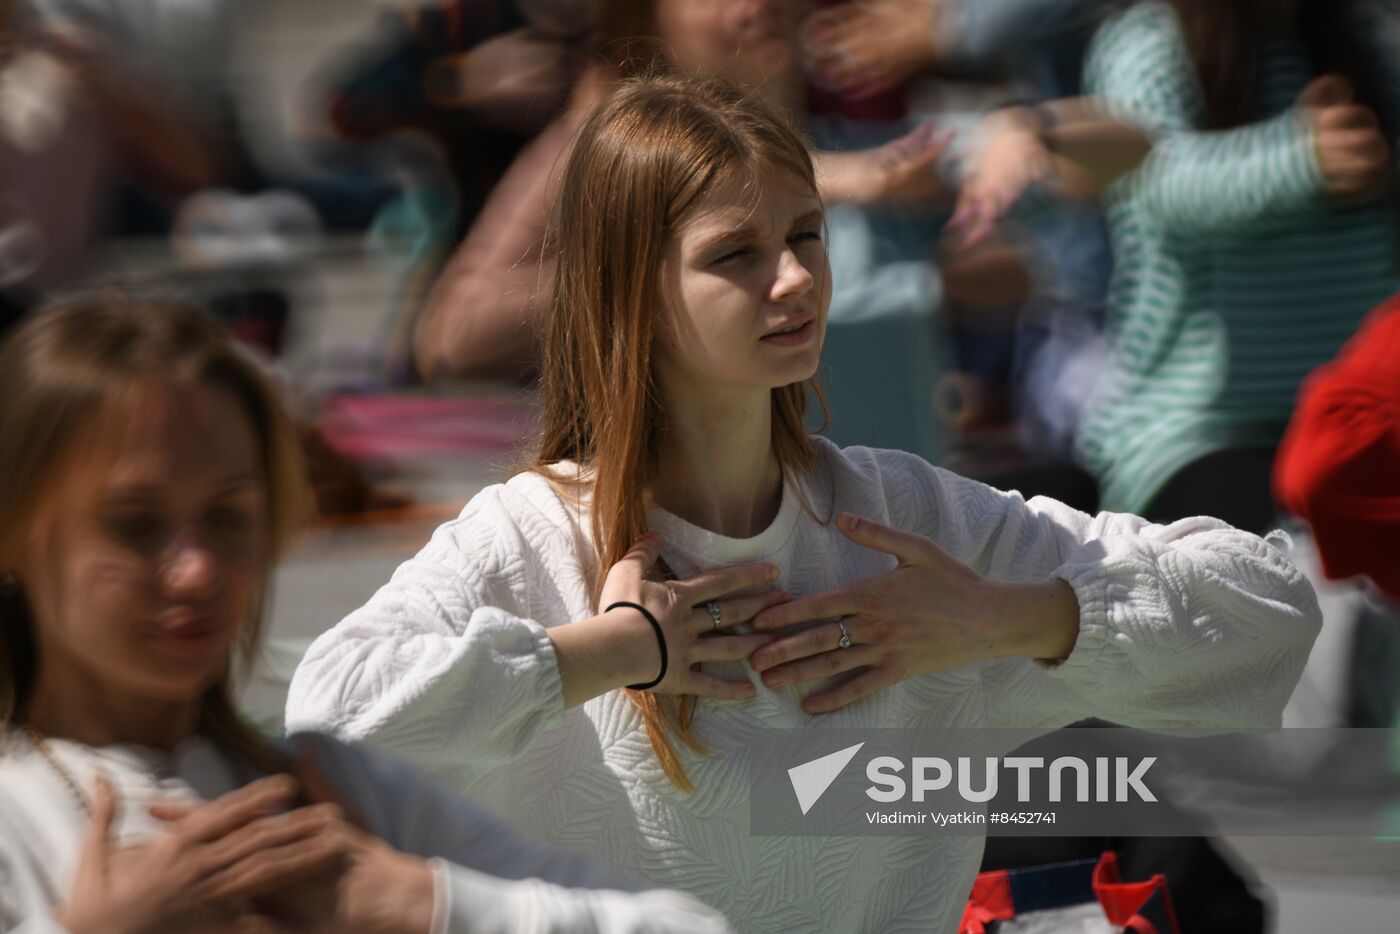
695,209,823,252
103,471,262,500
695,224,757,254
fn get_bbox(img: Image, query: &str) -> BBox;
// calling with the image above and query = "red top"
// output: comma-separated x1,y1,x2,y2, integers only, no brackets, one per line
1274,292,1400,599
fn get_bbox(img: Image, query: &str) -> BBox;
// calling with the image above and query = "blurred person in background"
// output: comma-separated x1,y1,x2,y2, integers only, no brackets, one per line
806,0,1123,461
950,93,1275,933
981,3,1400,925
407,0,645,382
410,0,1144,395
4,0,452,518
0,292,733,934
1076,0,1400,532
1,1,407,519
802,0,1116,102
325,0,591,243
809,6,1319,927
23,0,255,233
4,0,330,356
27,0,234,132
24,0,431,284
0,0,212,334
410,0,961,382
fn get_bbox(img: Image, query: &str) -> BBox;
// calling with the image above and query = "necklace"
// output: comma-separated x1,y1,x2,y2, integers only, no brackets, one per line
23,726,93,816
23,726,186,817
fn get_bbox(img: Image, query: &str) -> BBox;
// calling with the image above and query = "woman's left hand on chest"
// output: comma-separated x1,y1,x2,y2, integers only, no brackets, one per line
747,513,1079,714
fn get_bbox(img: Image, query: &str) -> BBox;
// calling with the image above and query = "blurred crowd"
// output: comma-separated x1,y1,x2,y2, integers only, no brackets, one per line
1,0,1133,507
5,0,1400,666
4,0,1399,653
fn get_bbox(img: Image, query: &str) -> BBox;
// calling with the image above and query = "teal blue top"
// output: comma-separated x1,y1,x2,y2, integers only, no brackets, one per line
1075,1,1400,512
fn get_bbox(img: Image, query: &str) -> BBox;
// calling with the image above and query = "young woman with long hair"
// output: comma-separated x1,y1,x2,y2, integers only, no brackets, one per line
288,72,1322,931
0,293,731,933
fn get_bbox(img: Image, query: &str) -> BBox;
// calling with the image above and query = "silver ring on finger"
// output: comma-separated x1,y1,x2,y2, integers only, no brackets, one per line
706,601,723,632
836,618,853,649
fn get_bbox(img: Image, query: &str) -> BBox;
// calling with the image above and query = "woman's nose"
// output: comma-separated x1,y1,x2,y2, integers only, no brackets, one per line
771,247,815,302
160,528,219,595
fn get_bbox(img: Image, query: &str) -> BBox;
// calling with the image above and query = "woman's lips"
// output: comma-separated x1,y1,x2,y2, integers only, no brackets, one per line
759,320,815,346
154,613,224,643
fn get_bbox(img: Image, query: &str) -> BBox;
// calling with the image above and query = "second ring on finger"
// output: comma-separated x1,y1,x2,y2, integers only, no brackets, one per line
706,601,723,632
691,601,724,637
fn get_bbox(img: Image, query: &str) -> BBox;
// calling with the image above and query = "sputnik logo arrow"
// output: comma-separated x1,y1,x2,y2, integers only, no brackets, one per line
788,742,865,815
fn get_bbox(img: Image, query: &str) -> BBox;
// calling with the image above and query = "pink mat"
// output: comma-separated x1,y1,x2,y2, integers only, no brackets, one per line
318,394,538,459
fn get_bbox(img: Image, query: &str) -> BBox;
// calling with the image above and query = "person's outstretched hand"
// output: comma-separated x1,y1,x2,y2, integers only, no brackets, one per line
948,108,1055,250
747,513,1080,714
816,123,953,208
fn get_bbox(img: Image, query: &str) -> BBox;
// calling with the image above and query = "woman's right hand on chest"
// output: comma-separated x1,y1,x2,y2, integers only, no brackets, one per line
591,534,790,700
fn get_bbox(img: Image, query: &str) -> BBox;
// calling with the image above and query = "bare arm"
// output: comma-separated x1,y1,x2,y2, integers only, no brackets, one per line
1037,97,1156,197
413,114,576,381
812,123,953,208
950,98,1153,247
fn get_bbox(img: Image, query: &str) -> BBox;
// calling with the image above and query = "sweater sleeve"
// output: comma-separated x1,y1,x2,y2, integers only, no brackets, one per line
1273,293,1400,599
945,0,1110,67
288,734,733,934
865,449,1322,731
1085,3,1325,238
284,485,571,780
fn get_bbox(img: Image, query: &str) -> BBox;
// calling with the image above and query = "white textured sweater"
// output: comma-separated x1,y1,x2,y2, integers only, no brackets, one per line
286,438,1322,932
0,731,731,934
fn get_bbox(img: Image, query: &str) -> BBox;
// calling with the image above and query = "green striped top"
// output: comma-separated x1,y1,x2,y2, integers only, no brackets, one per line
1075,1,1400,513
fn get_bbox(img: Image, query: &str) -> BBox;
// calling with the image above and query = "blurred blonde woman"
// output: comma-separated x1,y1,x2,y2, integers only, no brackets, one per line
0,293,731,933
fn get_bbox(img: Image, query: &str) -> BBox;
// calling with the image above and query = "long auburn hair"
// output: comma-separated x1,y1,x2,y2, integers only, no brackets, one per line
1169,0,1394,138
0,292,308,775
526,72,828,791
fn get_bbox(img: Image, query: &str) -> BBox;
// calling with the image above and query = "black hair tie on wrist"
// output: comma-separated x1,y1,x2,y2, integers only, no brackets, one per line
607,601,668,690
